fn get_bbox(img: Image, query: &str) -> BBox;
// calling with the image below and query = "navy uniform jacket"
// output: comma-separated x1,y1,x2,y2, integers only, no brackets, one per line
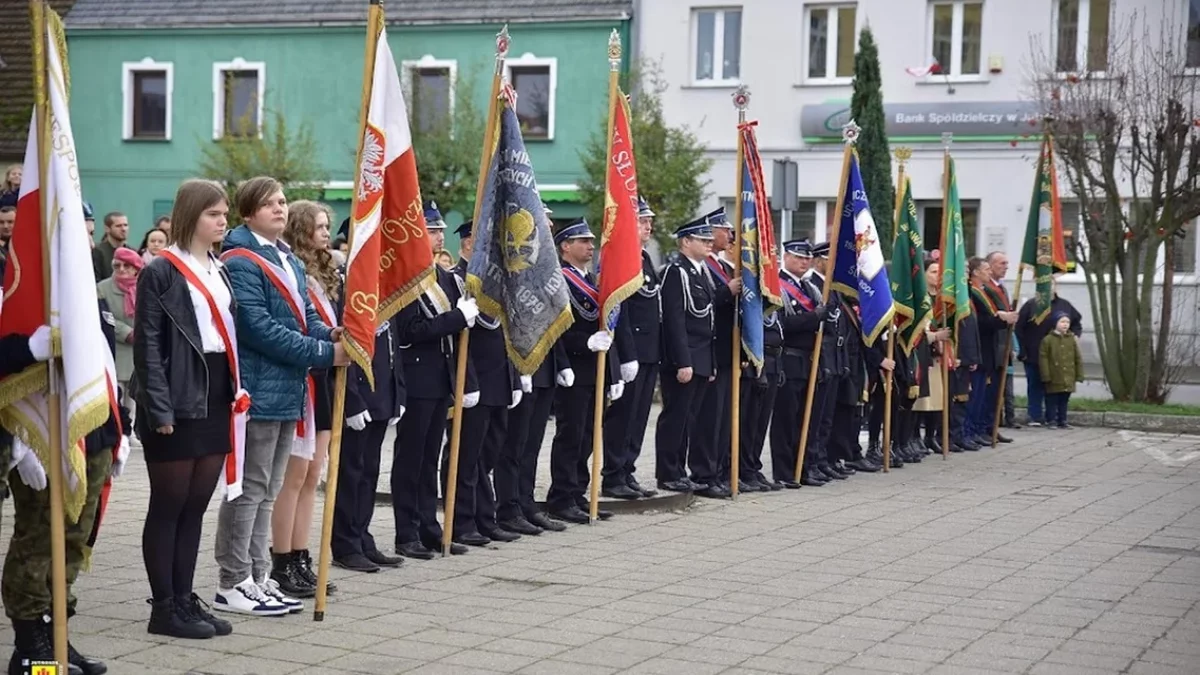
615,250,662,366
952,311,982,398
805,271,850,378
560,265,621,387
777,269,823,381
970,286,1007,373
743,314,785,385
530,341,570,390
394,266,478,400
345,319,406,421
450,262,516,406
659,257,717,378
704,255,738,370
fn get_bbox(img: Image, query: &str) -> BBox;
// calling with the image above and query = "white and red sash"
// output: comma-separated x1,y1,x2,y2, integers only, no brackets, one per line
301,278,339,458
221,247,318,460
159,249,249,500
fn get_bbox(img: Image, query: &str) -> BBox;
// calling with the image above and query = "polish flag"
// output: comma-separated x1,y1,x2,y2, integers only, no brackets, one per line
905,61,943,77
342,20,435,386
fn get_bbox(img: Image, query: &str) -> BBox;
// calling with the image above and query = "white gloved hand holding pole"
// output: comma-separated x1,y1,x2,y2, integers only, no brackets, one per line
456,297,479,328
29,325,52,362
586,331,613,353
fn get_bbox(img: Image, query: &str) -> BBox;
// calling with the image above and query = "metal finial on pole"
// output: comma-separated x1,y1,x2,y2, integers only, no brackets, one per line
497,24,510,58
894,146,913,169
608,28,621,71
941,131,953,151
732,84,750,115
843,119,861,145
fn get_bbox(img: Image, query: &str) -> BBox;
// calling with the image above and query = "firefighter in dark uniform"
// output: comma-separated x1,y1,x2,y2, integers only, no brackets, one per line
391,202,479,559
738,307,785,492
770,240,828,488
547,220,621,524
601,196,661,500
654,217,724,497
830,295,884,473
803,242,852,481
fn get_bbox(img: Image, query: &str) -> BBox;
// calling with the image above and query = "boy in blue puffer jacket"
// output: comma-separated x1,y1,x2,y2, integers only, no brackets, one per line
214,176,348,617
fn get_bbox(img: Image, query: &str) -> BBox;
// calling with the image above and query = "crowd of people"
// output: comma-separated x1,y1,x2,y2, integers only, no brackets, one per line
0,171,1087,675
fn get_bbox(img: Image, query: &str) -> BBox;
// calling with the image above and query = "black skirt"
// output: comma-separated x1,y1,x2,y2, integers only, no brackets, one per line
312,368,333,432
140,352,234,463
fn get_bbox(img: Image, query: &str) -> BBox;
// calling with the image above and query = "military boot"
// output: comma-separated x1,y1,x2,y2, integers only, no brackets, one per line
8,616,84,675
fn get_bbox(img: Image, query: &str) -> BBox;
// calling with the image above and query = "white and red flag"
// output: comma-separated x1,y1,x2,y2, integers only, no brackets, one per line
342,12,435,385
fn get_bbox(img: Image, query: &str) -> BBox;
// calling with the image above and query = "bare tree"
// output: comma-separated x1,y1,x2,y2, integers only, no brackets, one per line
1026,5,1200,402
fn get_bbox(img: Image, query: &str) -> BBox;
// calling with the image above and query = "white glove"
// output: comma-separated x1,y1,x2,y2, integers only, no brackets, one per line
586,331,613,352
620,361,639,382
29,325,52,362
556,369,575,388
388,406,405,426
509,390,523,409
12,441,47,491
456,297,479,328
519,375,533,394
347,410,371,431
609,381,625,402
463,391,480,409
111,436,131,479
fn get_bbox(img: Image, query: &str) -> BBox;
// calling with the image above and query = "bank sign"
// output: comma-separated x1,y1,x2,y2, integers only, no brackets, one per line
800,101,1045,143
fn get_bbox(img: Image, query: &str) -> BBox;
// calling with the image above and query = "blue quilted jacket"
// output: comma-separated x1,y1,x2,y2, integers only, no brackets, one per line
222,225,335,420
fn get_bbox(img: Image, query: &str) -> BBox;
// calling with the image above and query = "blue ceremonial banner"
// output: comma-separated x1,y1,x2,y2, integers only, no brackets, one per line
737,127,784,372
466,104,574,375
830,152,895,347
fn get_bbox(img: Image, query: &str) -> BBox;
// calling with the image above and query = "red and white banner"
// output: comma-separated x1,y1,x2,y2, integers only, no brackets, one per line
342,20,435,386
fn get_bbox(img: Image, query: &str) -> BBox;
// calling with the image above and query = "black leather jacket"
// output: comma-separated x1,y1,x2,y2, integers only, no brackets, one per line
133,254,237,429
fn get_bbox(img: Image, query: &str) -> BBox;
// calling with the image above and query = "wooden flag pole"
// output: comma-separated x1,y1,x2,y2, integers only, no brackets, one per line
729,86,749,499
444,25,509,554
313,0,383,621
939,136,952,460
883,148,911,474
588,31,623,523
30,0,69,663
793,121,858,482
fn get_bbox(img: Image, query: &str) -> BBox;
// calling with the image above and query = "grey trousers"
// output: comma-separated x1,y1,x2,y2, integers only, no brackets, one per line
215,419,295,589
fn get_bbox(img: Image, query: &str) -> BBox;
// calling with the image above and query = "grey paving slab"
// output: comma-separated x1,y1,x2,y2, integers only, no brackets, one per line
0,424,1198,673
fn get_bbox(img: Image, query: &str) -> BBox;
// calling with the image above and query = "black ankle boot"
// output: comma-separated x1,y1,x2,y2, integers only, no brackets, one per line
9,617,84,675
295,549,336,595
178,594,232,637
271,551,315,599
147,597,215,640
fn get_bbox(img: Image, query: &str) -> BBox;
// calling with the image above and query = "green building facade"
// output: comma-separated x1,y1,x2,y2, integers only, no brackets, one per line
63,0,633,252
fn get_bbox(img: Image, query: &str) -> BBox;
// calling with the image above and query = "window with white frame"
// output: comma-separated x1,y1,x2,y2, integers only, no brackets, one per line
1055,0,1110,73
505,55,556,140
805,4,857,82
122,58,172,141
212,58,265,139
693,7,742,84
929,1,983,77
402,57,456,135
1188,0,1200,69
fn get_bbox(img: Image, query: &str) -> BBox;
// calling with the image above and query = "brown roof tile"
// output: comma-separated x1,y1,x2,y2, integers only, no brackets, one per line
0,0,77,160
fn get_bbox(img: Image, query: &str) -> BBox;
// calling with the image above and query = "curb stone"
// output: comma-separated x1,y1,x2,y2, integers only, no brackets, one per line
1015,407,1200,434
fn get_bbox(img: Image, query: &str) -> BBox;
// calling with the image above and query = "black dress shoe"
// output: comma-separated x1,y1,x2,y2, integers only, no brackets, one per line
684,477,710,491
960,438,981,451
848,459,880,473
800,473,826,487
1004,422,1022,430
420,539,470,555
528,512,567,532
658,479,693,492
481,527,521,542
736,480,761,493
695,484,731,499
602,484,642,500
396,541,437,560
365,549,405,567
820,463,848,480
333,553,380,573
498,517,543,536
549,506,590,524
454,531,492,547
589,506,614,521
628,479,657,498
995,433,1013,444
778,479,801,489
924,438,943,454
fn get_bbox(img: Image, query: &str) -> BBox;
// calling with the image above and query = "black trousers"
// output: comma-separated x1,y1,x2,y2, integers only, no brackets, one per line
655,372,709,483
829,403,862,464
601,363,656,488
331,420,388,559
496,386,554,522
692,366,731,485
441,404,506,536
547,384,596,512
769,377,804,482
738,372,779,480
392,397,449,546
816,375,845,464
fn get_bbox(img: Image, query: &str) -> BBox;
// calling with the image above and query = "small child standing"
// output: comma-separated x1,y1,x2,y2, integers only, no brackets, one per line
1039,312,1084,429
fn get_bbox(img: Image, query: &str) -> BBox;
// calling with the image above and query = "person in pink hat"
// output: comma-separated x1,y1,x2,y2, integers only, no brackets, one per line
97,245,145,394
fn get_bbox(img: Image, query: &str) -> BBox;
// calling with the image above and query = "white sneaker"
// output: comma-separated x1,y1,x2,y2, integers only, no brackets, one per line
259,578,304,614
213,577,289,616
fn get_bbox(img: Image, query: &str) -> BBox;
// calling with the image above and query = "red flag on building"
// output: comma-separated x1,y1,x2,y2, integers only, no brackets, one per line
597,87,643,329
342,8,435,385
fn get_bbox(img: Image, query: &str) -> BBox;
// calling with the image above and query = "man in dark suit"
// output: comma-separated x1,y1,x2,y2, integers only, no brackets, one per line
694,208,740,495
601,196,661,500
803,242,853,482
654,216,725,497
391,201,479,559
332,319,406,572
547,220,622,524
739,310,785,492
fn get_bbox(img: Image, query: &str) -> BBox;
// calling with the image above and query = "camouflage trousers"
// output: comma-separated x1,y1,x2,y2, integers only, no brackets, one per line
2,450,111,621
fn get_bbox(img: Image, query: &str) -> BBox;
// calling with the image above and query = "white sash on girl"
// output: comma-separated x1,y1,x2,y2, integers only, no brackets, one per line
221,247,317,461
298,277,339,460
159,248,248,500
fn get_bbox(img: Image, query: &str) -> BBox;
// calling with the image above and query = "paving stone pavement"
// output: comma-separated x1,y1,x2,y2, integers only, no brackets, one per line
2,423,1199,674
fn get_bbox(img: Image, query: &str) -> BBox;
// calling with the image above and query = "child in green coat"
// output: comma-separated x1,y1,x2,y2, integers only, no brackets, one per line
1039,312,1084,428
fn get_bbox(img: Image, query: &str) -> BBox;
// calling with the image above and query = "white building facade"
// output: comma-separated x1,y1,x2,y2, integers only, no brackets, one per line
633,0,1200,368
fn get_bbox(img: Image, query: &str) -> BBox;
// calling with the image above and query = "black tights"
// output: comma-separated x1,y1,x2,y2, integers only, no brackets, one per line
143,454,226,601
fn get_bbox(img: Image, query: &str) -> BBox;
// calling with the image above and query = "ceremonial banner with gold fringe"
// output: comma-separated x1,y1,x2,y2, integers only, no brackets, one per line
890,176,932,355
736,121,784,371
0,8,118,524
1021,135,1069,324
830,150,895,347
595,85,644,331
342,7,436,387
466,99,573,375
